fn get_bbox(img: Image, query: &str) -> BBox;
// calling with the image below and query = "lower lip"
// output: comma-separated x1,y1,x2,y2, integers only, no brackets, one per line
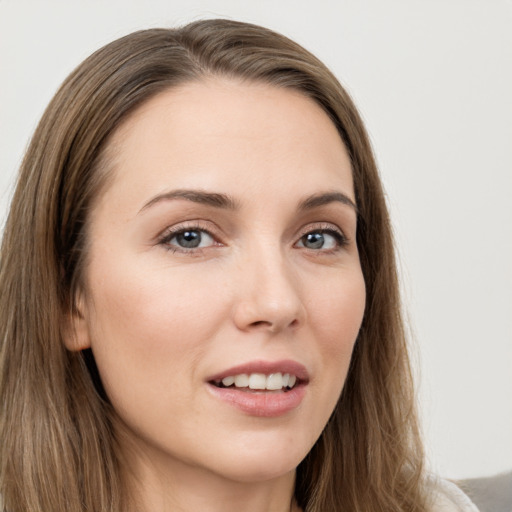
207,383,307,417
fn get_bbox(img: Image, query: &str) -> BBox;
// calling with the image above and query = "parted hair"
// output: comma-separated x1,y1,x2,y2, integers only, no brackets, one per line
0,19,426,512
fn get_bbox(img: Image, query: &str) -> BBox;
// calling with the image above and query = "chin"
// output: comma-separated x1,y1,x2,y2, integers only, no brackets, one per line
202,433,311,484
214,459,298,485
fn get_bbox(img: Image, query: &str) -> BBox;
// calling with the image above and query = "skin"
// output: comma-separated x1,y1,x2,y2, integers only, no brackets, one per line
68,79,366,512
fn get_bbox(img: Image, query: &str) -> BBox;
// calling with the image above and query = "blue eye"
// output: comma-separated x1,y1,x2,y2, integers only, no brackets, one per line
163,229,215,250
297,230,344,250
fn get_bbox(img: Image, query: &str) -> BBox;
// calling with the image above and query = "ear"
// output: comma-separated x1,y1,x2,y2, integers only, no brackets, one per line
61,291,91,352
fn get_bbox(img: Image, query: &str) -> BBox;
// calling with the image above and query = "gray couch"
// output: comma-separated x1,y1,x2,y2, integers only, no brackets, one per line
457,472,512,512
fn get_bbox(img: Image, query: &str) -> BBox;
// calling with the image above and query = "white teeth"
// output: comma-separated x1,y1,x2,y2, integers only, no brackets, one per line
234,374,249,387
248,373,267,389
219,372,298,390
266,372,284,390
221,376,235,387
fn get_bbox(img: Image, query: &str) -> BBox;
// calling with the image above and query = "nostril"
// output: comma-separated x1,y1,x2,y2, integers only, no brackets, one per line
247,318,300,332
250,320,271,328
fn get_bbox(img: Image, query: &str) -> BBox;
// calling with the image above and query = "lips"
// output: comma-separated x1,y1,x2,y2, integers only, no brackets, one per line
206,360,309,417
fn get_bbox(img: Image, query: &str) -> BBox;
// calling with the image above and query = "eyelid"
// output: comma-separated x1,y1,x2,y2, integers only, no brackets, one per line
157,220,223,252
294,222,349,250
155,220,349,254
296,222,347,240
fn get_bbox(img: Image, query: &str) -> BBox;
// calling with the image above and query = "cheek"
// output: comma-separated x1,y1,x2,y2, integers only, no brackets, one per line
83,257,230,396
309,269,366,348
305,268,365,395
288,268,365,453
89,253,223,335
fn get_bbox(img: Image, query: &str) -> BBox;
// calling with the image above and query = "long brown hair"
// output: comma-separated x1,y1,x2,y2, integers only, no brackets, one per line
0,19,426,512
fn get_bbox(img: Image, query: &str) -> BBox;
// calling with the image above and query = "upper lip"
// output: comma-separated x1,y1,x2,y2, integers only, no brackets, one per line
206,359,310,383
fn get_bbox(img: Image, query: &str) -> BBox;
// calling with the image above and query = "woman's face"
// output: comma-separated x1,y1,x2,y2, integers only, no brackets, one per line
72,79,366,484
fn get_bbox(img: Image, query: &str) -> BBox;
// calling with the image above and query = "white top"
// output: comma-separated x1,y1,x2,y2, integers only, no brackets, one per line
431,478,480,512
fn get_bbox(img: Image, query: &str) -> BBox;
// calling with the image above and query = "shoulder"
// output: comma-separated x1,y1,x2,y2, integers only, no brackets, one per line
427,476,481,512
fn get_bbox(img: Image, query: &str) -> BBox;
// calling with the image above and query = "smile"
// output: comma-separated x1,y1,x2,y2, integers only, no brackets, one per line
212,372,298,391
206,360,309,417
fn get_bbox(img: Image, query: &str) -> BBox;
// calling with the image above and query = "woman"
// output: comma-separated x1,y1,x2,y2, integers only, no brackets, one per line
0,19,478,512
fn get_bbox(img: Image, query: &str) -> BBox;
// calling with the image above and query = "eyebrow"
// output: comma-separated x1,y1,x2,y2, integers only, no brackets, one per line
139,189,240,213
139,188,357,214
298,191,357,213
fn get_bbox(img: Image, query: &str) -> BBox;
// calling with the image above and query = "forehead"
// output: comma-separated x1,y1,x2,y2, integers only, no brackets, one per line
101,78,354,212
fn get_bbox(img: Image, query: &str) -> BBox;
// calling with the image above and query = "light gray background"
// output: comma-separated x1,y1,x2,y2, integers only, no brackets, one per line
1,0,510,480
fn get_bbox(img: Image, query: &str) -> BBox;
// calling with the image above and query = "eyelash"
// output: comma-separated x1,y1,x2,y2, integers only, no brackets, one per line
157,222,349,254
158,222,220,254
296,224,349,254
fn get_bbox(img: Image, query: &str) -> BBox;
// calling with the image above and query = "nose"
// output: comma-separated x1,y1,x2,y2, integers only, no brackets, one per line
232,246,306,333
